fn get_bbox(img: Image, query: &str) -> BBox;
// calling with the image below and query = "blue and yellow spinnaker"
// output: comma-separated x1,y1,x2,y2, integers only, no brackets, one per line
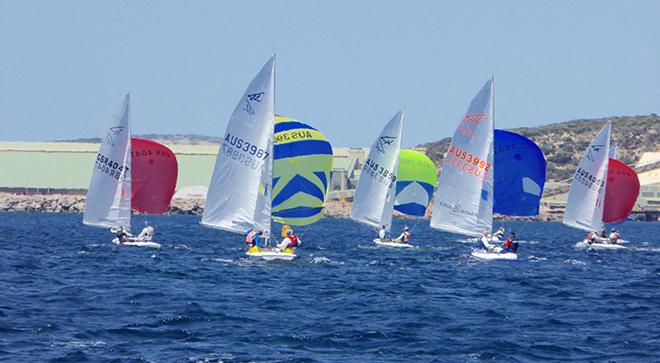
394,149,437,216
271,116,333,226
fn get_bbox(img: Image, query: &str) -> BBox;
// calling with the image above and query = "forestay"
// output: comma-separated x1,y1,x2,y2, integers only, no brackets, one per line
430,78,494,237
562,122,611,232
83,94,132,229
350,111,404,231
201,57,275,236
493,130,546,216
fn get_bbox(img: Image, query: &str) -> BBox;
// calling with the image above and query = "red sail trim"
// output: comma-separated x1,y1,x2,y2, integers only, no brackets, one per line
603,158,640,223
131,138,178,214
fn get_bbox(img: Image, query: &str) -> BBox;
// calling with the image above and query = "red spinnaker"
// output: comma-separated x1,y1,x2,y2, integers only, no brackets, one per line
603,158,640,223
131,138,178,214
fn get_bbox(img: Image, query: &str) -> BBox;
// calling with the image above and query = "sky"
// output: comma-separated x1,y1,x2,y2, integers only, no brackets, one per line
0,0,658,147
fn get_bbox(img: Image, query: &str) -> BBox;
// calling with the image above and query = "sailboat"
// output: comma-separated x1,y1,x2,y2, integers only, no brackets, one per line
201,57,306,261
83,95,177,248
563,122,640,249
429,78,516,259
350,111,410,247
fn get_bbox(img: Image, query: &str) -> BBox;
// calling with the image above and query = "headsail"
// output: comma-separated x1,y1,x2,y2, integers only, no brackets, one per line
562,122,611,232
201,57,275,236
493,130,546,216
350,111,404,231
394,149,436,216
271,116,333,226
430,78,494,237
131,138,178,214
603,158,640,223
83,94,132,229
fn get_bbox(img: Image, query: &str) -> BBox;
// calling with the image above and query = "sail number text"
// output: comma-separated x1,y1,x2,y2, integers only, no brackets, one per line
95,153,129,181
222,133,269,169
446,145,491,180
363,158,396,187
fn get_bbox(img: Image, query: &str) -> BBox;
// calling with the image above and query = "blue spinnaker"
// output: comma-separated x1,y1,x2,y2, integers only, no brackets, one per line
494,130,546,216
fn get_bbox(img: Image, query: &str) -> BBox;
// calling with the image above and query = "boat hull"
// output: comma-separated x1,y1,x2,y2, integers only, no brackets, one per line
112,238,161,248
246,246,297,261
373,238,414,248
471,249,518,260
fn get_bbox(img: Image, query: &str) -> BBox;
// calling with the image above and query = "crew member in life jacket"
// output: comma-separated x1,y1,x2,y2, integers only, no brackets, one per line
112,226,133,243
586,231,598,244
136,221,155,242
244,229,263,249
378,225,389,241
394,226,411,244
492,227,505,242
501,231,518,254
608,228,620,244
277,229,301,250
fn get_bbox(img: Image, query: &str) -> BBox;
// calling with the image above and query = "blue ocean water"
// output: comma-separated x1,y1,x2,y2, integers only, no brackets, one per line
1,212,659,362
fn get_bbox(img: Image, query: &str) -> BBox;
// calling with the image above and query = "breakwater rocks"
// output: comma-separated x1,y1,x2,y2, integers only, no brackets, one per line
0,193,355,218
0,192,560,220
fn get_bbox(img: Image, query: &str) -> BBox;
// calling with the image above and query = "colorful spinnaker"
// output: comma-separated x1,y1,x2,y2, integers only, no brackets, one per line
493,130,546,216
271,116,333,226
431,78,494,237
131,138,178,214
394,149,436,216
563,122,611,232
603,158,640,223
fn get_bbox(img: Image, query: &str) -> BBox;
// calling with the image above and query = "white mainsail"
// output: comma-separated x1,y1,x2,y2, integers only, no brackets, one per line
562,122,611,232
350,111,404,231
430,78,494,237
83,94,132,229
201,57,276,236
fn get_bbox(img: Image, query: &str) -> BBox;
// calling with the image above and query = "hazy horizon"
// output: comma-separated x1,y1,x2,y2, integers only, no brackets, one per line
1,1,658,147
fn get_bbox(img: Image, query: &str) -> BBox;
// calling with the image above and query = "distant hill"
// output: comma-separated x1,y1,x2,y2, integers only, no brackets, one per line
422,114,660,181
64,134,222,145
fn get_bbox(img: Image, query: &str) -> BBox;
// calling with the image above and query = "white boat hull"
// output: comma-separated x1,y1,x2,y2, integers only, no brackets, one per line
112,238,161,248
578,239,628,250
471,249,518,260
246,246,297,261
373,238,414,248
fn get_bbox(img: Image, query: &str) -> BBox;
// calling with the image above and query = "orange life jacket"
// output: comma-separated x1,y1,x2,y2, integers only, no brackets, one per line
245,231,257,244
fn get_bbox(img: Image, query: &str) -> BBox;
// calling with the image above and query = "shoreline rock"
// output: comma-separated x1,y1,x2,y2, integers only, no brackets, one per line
0,192,563,221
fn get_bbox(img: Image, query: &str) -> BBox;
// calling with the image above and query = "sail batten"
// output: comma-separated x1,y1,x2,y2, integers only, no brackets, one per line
430,78,494,237
201,57,276,237
83,94,132,229
350,111,404,232
562,122,611,232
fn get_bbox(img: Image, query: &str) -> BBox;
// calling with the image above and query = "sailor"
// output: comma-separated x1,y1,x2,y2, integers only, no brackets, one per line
586,231,597,244
245,229,262,248
492,227,505,241
277,229,301,250
480,231,497,251
378,225,388,241
599,228,607,241
394,226,411,244
608,228,620,244
136,221,154,242
501,232,518,253
113,226,131,243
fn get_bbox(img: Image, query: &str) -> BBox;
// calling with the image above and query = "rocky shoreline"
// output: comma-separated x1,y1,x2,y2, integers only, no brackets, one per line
0,192,560,221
